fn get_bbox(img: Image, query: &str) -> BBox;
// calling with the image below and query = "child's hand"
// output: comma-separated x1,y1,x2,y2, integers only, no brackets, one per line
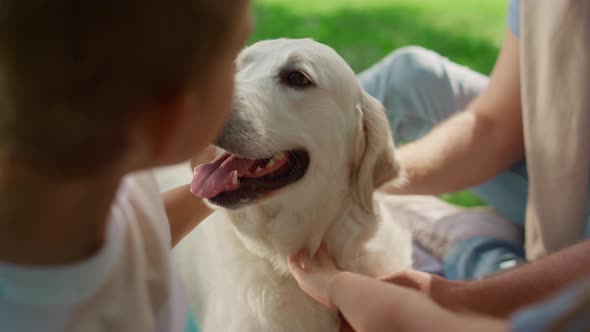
288,245,342,309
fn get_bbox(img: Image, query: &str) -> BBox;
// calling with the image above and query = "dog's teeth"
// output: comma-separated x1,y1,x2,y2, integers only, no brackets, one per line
267,159,276,168
231,170,238,185
255,167,263,173
273,153,286,161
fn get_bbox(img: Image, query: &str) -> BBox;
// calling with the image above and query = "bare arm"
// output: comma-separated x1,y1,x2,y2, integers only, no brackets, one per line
163,184,212,247
330,272,507,332
288,248,507,332
384,240,590,318
163,147,216,247
448,240,590,317
383,31,523,195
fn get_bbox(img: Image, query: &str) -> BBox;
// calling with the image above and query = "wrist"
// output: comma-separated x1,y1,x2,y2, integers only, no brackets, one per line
328,271,354,308
431,279,473,313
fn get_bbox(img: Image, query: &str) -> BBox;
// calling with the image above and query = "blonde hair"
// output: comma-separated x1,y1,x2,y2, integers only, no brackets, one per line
0,0,243,176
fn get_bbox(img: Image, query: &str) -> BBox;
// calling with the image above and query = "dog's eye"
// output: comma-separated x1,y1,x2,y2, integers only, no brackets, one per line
281,70,314,88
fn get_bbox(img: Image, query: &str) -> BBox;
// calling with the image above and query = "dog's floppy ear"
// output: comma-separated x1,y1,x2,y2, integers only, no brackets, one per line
352,90,400,213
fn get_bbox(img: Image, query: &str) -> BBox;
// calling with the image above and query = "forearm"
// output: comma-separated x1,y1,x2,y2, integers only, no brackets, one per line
447,240,590,317
331,272,506,332
163,184,212,247
381,31,523,196
386,109,522,195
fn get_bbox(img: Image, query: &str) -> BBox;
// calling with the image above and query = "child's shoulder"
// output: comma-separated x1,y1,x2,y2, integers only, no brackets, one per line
115,170,171,246
0,170,188,331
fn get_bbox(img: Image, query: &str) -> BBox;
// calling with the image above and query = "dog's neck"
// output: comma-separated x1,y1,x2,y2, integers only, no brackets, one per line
224,194,380,276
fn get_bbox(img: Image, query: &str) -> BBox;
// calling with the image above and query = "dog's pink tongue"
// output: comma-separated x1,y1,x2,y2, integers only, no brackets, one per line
191,152,256,198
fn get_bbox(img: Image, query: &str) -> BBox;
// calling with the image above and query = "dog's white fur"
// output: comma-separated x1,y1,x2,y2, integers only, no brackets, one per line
171,39,413,332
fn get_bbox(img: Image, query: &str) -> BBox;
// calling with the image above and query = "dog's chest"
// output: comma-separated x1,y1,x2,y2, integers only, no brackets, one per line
208,273,341,332
190,213,341,332
180,206,411,332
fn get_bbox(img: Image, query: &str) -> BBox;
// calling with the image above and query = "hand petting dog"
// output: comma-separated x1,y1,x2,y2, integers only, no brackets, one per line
288,247,506,332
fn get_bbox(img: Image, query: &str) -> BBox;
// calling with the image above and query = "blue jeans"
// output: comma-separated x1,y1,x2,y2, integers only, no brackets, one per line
358,46,528,280
511,278,590,332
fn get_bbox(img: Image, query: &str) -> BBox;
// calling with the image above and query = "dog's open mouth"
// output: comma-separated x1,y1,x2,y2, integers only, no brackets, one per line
191,149,310,208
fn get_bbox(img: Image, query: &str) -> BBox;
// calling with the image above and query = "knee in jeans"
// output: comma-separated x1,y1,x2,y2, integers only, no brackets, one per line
384,46,442,94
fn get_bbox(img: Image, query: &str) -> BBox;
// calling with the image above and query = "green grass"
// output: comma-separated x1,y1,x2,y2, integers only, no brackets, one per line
250,0,507,206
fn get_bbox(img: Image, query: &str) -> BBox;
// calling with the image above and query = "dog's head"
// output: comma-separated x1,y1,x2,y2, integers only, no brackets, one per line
191,38,399,215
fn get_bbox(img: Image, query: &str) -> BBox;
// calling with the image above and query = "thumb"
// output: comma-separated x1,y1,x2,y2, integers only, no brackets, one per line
287,252,303,274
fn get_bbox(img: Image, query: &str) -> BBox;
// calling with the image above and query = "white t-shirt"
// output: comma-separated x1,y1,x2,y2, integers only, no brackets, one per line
0,171,192,332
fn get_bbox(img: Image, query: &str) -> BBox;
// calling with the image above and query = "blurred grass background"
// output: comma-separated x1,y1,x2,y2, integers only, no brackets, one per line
250,0,510,206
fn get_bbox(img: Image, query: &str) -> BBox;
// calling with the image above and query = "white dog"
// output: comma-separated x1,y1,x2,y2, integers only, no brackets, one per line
172,38,413,332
